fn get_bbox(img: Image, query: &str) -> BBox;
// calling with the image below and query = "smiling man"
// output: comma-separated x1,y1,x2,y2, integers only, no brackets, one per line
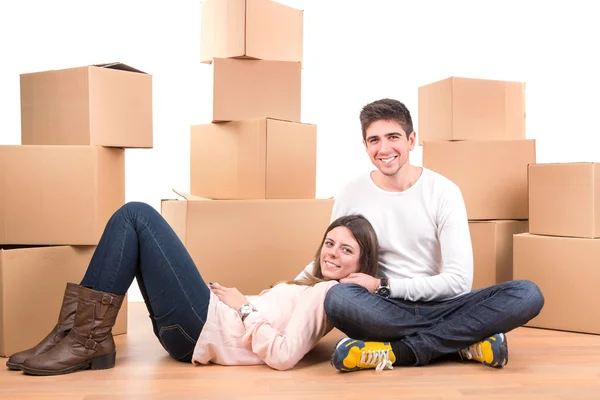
304,98,545,372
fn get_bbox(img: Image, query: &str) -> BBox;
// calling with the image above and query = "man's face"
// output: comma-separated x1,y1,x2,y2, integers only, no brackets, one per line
363,120,416,177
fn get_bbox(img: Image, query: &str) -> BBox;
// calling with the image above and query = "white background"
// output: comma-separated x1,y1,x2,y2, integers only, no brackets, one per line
1,0,598,302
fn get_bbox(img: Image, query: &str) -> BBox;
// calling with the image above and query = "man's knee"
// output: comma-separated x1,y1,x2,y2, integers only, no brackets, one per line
324,284,366,319
512,279,545,320
523,280,545,316
324,284,344,319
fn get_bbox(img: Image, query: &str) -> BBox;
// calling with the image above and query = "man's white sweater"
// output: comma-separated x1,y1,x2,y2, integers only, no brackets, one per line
301,168,474,302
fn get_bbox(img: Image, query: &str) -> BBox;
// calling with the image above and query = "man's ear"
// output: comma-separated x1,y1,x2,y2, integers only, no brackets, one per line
408,131,417,150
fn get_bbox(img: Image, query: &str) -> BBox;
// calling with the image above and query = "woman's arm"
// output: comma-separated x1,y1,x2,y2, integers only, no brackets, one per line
241,282,336,371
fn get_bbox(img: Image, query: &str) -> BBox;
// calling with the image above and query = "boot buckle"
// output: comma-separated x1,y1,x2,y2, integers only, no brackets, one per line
85,339,98,350
101,294,114,305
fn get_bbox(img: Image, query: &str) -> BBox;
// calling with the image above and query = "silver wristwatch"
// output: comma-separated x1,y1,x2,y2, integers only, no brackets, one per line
375,278,391,298
239,303,257,321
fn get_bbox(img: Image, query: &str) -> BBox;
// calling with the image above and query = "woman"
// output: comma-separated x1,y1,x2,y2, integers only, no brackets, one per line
6,202,379,375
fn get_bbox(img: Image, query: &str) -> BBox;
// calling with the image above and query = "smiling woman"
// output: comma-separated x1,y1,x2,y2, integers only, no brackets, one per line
7,203,380,375
284,214,379,287
321,226,361,280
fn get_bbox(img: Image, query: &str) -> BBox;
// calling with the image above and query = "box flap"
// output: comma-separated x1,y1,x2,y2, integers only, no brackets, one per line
265,117,315,126
92,62,147,74
172,189,209,201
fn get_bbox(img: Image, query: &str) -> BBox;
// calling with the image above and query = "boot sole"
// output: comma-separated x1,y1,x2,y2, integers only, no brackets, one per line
6,361,22,370
20,352,116,376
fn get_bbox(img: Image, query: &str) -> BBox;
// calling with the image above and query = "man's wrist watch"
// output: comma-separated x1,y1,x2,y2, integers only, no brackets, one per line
375,278,391,298
239,303,257,321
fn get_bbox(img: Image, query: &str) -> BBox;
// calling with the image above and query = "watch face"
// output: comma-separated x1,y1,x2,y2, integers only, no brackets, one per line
377,287,391,298
240,304,252,314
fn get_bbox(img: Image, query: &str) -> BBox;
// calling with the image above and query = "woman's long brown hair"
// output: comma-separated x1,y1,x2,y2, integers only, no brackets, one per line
282,214,379,287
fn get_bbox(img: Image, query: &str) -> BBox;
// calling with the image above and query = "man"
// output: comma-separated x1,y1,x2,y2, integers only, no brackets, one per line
299,98,544,372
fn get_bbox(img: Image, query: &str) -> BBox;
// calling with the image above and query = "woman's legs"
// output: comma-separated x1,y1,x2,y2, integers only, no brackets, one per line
80,201,210,361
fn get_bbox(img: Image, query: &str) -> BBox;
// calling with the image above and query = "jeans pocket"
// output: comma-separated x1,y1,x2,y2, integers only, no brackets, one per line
158,324,197,362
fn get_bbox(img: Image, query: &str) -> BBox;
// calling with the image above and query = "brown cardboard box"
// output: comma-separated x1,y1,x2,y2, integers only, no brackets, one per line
0,146,125,245
418,77,526,145
20,63,152,148
469,220,528,289
423,140,536,220
212,58,301,122
161,193,333,295
190,118,316,199
529,163,600,238
0,246,127,357
201,0,303,63
513,233,600,334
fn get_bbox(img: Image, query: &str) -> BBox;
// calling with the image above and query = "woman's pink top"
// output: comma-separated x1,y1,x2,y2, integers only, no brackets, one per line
191,280,337,371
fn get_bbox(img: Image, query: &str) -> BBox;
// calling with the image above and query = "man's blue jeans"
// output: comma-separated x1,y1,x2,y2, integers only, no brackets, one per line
324,281,544,365
80,202,209,362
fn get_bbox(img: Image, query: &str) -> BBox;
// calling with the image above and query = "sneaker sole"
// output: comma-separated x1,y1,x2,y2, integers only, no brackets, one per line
20,352,116,376
330,338,349,367
331,338,358,371
487,333,508,368
498,333,508,367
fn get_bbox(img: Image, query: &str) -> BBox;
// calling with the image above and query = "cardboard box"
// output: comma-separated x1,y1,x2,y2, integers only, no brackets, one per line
201,0,303,63
513,233,600,334
212,58,301,122
423,140,536,220
0,246,127,357
0,146,125,245
161,193,333,295
190,118,316,199
418,77,526,145
21,63,152,148
469,220,528,290
529,163,600,238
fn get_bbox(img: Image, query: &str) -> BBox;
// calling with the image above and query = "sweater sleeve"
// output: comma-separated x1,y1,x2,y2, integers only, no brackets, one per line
240,282,335,371
389,184,473,301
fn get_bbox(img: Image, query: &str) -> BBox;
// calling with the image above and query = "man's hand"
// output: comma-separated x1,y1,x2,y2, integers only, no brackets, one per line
339,273,380,293
210,282,250,311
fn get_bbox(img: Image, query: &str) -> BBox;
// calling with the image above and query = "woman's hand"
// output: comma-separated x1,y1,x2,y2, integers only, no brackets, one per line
339,273,380,293
210,282,250,312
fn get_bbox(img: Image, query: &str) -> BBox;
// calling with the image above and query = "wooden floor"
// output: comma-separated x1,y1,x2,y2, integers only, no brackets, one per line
2,303,600,400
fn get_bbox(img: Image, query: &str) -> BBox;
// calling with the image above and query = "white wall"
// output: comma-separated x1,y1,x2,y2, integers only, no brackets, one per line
1,0,598,302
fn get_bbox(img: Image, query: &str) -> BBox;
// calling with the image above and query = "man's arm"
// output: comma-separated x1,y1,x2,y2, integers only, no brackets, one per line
389,185,473,301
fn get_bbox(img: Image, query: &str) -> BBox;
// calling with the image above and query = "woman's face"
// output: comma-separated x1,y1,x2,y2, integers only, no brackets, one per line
319,226,361,280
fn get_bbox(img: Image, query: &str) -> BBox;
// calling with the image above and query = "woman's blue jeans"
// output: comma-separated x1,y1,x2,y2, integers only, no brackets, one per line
80,202,209,362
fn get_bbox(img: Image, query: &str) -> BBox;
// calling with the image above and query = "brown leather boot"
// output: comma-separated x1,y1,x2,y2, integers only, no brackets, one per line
20,286,124,376
6,282,80,370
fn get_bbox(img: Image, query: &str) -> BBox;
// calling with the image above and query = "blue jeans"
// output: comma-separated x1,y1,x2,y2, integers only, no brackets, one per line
80,202,209,362
324,280,545,365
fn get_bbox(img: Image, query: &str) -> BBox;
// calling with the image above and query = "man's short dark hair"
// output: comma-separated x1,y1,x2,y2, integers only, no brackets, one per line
359,99,414,140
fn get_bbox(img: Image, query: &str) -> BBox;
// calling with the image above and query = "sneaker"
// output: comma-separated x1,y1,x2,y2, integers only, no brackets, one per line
458,333,508,368
331,338,396,372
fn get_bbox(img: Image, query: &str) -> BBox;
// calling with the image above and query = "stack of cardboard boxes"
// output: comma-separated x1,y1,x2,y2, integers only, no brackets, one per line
161,0,333,294
0,63,153,356
514,163,600,334
419,77,535,290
